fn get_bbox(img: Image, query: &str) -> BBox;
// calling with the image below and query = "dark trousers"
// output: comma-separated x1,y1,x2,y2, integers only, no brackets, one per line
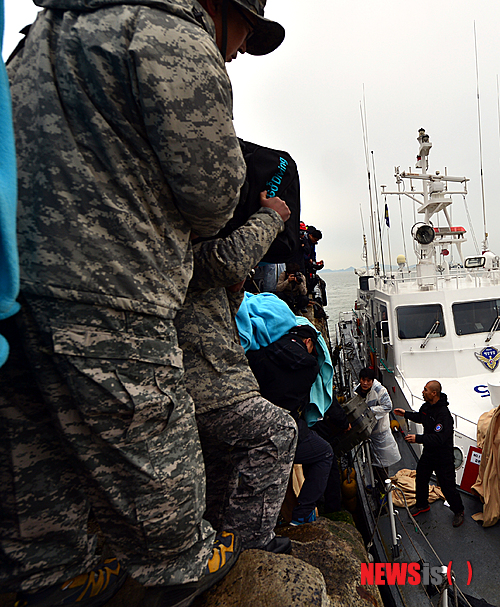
416,452,464,514
312,414,346,513
293,422,333,519
323,456,342,513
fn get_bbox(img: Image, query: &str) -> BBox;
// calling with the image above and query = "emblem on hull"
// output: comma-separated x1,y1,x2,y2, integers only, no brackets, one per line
475,346,500,371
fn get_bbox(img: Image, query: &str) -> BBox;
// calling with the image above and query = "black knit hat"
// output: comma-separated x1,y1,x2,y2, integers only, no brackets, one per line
308,228,323,241
288,325,319,356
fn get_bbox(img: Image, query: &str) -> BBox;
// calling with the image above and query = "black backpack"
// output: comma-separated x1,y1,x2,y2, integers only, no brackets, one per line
215,139,301,264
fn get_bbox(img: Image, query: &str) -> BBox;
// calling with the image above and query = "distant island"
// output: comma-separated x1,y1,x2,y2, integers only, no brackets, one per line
318,267,355,273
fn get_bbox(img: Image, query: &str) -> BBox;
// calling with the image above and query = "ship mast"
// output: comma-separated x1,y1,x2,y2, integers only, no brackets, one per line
385,130,470,286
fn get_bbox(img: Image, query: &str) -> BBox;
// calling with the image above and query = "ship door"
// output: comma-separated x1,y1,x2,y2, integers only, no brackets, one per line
375,303,389,342
375,303,394,372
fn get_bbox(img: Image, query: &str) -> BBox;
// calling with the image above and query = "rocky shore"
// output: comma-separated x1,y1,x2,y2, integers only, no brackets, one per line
0,517,382,607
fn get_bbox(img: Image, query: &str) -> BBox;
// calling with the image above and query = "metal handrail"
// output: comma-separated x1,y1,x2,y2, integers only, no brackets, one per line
395,365,477,439
373,269,500,294
395,365,422,411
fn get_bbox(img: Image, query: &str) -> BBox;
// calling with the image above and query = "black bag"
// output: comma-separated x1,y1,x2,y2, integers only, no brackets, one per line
215,139,301,264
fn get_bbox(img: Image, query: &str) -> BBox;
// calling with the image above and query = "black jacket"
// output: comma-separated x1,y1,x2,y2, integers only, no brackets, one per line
404,393,454,455
247,333,319,423
312,396,350,445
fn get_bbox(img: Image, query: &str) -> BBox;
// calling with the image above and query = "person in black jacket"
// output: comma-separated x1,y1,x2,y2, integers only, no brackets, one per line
247,325,333,525
394,380,464,527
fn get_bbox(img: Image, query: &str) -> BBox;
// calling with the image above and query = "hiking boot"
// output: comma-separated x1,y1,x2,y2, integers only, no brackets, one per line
204,531,240,575
262,536,292,554
290,509,317,526
452,511,464,528
14,558,127,607
144,531,241,607
409,504,430,517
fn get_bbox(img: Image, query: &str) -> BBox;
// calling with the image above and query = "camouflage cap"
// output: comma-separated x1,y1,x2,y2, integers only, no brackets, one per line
232,0,285,55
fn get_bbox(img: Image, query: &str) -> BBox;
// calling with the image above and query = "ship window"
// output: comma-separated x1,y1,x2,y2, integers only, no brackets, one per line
396,304,445,339
453,299,500,335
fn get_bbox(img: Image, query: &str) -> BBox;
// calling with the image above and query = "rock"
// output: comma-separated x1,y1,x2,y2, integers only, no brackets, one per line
0,517,381,607
279,517,383,607
195,550,332,607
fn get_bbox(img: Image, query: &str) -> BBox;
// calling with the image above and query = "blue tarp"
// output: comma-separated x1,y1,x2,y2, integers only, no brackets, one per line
235,292,296,352
0,1,20,368
235,292,333,426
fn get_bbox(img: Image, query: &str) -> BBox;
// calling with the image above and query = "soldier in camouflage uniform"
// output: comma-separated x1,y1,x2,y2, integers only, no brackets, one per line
175,196,298,554
0,0,285,605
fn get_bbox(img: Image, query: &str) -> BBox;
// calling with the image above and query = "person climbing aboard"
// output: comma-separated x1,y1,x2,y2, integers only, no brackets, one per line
247,325,334,525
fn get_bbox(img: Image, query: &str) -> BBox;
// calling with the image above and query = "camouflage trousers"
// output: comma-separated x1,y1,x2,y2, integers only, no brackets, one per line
0,297,215,593
196,397,298,549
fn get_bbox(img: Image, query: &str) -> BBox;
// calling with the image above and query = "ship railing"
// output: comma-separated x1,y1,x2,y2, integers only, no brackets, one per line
448,411,477,442
395,365,423,411
372,269,500,294
395,365,477,441
338,310,353,323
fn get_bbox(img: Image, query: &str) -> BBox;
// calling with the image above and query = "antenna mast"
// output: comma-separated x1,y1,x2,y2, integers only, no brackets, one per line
372,151,386,276
360,90,378,274
474,22,488,251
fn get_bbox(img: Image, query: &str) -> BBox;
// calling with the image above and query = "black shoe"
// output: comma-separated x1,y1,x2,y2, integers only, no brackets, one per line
262,536,292,555
409,504,430,517
452,511,464,528
14,558,127,607
144,531,241,607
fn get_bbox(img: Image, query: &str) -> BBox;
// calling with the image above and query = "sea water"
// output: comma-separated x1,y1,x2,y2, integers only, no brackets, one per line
320,271,359,342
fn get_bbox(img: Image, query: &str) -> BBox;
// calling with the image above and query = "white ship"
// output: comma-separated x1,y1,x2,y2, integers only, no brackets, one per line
344,128,500,489
336,130,500,607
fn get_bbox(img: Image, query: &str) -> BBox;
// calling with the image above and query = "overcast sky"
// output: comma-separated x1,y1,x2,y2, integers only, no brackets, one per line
4,0,500,270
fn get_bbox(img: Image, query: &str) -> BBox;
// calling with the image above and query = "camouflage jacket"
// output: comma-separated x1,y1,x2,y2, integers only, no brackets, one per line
9,0,245,319
175,208,284,413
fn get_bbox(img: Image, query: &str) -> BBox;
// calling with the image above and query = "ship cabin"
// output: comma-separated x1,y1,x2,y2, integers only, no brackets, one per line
352,255,500,486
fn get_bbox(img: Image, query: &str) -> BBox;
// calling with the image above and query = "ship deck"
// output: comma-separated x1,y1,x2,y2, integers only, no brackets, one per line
356,429,500,607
